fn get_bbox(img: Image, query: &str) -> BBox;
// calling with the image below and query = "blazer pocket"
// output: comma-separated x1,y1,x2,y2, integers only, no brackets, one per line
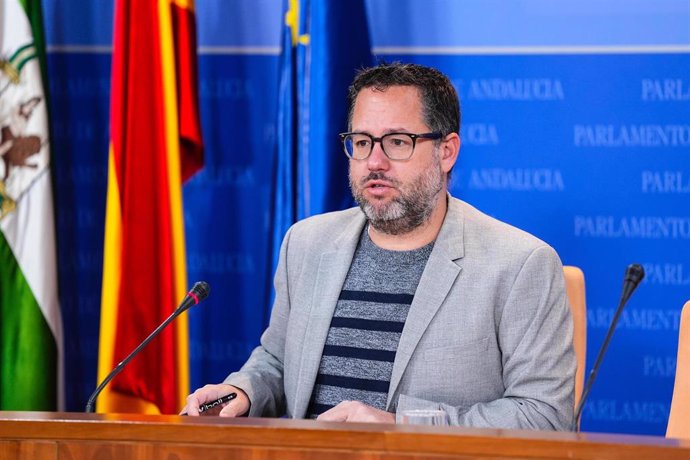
417,337,490,362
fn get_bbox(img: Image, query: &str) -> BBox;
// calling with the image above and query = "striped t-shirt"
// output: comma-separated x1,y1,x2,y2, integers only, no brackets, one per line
307,226,434,417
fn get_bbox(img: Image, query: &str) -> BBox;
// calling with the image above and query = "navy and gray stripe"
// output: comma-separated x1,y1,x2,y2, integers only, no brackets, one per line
307,227,433,418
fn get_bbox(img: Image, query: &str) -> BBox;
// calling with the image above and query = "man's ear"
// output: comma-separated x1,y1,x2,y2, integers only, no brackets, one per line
440,133,460,174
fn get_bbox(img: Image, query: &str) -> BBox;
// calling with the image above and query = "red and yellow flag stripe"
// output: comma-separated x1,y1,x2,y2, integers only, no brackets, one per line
97,0,203,414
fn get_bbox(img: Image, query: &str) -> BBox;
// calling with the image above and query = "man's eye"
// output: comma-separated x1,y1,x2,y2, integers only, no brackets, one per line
387,136,411,147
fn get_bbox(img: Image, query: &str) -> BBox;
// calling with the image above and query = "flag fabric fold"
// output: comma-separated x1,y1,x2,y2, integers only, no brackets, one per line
0,0,62,411
97,0,203,414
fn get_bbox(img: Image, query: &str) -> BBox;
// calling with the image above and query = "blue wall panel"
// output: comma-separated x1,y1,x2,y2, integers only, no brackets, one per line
47,51,110,411
185,53,279,387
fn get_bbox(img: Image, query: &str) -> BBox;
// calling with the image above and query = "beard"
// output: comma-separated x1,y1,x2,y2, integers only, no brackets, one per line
349,153,444,235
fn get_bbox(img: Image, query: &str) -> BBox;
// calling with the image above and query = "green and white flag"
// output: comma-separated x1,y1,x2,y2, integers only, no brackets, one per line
0,0,62,410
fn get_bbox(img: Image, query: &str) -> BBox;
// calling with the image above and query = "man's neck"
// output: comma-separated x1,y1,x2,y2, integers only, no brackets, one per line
368,193,448,251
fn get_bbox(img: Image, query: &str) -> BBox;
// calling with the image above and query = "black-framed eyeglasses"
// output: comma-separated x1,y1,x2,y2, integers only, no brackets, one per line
339,131,443,161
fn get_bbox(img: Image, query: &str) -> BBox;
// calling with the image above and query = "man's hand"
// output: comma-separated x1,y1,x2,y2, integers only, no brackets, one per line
316,400,395,423
181,383,250,417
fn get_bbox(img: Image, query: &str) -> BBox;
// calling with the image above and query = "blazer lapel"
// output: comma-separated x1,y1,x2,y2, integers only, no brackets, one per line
387,198,465,408
292,213,366,418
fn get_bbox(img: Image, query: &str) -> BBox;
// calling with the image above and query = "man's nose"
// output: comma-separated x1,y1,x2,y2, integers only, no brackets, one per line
366,141,389,170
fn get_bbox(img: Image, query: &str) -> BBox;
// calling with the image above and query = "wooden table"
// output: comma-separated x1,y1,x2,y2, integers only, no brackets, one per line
1,411,688,459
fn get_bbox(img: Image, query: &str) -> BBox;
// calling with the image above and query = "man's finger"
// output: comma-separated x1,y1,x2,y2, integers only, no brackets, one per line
184,393,202,416
316,401,352,422
218,390,250,417
218,401,244,417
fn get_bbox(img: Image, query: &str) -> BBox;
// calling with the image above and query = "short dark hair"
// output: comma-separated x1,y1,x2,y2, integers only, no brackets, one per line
347,62,461,136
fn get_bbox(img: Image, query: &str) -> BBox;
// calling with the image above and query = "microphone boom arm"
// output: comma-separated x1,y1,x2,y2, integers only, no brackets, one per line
86,307,184,412
85,281,210,413
572,264,644,431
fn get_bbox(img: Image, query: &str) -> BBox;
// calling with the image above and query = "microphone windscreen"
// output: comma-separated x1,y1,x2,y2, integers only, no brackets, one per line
624,264,645,286
191,281,211,302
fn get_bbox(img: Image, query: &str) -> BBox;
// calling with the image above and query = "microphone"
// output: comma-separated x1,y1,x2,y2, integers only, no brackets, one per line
573,264,645,431
85,281,210,413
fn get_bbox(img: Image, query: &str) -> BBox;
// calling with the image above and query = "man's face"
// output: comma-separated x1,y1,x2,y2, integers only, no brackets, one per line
348,85,445,235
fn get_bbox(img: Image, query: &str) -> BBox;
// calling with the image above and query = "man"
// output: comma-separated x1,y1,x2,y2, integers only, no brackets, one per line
184,63,576,430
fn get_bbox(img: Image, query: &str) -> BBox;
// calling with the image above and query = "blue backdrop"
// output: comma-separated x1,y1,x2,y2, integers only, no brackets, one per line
44,0,690,435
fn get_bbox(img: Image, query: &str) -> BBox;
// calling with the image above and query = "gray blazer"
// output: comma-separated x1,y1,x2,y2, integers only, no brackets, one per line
225,196,576,430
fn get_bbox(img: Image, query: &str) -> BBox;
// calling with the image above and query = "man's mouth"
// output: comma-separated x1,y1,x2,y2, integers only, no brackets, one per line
364,179,394,189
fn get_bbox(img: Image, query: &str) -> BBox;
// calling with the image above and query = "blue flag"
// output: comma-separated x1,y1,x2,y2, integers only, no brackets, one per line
296,0,373,218
269,0,373,292
270,0,300,281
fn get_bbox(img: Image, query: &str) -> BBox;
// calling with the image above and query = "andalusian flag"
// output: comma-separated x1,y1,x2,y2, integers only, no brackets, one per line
0,0,62,410
97,0,203,414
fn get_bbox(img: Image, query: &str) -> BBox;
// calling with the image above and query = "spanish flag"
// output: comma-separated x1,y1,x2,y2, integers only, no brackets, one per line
97,0,203,414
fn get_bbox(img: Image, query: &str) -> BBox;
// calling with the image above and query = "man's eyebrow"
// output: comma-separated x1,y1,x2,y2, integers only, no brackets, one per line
350,128,414,135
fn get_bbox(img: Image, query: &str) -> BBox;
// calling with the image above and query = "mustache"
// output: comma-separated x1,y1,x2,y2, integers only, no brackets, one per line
358,172,399,187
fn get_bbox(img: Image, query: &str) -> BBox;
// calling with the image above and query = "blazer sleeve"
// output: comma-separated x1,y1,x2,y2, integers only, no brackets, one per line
397,245,576,430
222,227,294,417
